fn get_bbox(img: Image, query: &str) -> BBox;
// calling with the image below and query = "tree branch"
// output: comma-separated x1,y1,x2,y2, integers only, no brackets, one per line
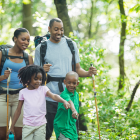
126,80,140,111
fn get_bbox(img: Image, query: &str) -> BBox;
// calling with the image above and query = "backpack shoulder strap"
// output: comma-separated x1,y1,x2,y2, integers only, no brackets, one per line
40,41,47,66
0,48,7,74
0,49,29,74
64,36,76,72
23,51,29,65
1,48,7,68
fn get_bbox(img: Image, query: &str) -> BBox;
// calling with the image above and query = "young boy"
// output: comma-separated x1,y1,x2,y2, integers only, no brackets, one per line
54,71,79,140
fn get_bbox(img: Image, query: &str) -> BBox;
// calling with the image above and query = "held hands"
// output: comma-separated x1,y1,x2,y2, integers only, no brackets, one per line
63,100,70,109
88,66,97,77
43,64,52,72
72,110,79,119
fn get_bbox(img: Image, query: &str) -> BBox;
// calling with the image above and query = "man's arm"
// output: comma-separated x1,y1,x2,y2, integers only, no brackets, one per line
34,45,41,66
72,41,97,77
34,44,52,72
76,63,97,77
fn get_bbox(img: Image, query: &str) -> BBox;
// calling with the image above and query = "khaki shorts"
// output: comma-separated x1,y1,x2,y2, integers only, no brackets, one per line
22,124,46,140
0,93,23,127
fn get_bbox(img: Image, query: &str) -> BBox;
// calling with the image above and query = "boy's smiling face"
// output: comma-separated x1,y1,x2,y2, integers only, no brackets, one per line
64,75,79,94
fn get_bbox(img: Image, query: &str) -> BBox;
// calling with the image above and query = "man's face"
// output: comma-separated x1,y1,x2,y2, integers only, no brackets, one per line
49,21,64,43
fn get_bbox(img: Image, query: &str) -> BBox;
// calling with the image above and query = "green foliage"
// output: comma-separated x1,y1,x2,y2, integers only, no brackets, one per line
22,0,31,4
68,34,140,140
0,0,140,140
129,4,140,13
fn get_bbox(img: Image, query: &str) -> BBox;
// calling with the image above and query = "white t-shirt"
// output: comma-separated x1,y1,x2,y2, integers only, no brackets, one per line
19,86,49,126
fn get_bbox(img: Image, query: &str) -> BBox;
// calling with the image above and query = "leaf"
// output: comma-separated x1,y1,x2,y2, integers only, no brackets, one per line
129,4,140,13
136,6,140,13
22,0,31,4
11,0,16,3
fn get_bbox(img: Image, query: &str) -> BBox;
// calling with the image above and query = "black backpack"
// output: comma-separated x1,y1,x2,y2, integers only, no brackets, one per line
0,45,29,74
34,33,76,72
34,33,76,92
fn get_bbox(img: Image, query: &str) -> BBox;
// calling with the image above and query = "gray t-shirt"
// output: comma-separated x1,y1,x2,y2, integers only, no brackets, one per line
34,37,80,102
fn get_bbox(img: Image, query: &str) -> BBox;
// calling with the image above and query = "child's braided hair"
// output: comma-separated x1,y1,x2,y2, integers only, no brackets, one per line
18,64,46,86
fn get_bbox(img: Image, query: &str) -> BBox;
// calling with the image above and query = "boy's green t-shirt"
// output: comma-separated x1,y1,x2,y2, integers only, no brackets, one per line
53,88,79,140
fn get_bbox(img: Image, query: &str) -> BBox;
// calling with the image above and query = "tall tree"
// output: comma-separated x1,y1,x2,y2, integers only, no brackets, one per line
54,0,73,36
118,0,127,90
0,0,4,32
88,0,94,38
22,0,32,35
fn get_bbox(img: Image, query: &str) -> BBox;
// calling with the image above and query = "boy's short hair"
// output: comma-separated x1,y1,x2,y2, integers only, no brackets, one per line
65,71,79,80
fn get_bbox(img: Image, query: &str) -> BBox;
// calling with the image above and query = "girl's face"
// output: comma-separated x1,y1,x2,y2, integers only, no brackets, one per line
28,72,42,90
14,32,30,50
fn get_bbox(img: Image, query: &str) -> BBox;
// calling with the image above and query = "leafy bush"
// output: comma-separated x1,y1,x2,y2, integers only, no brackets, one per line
69,35,140,140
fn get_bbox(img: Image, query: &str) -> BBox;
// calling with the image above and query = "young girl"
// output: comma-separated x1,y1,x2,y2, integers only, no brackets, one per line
7,64,70,140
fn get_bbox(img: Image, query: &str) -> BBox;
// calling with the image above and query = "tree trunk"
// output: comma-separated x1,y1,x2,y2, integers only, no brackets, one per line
0,0,5,32
126,80,140,111
118,0,127,90
22,1,32,35
54,0,73,37
88,0,94,38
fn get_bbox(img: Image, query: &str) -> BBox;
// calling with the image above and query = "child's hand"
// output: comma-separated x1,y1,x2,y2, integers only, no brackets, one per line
63,101,70,109
7,129,15,139
72,110,79,119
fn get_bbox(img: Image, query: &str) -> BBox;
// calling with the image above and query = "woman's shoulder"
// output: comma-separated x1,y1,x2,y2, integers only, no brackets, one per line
28,55,33,64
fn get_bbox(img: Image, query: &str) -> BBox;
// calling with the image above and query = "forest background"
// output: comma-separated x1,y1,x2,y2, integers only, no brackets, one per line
0,0,140,139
